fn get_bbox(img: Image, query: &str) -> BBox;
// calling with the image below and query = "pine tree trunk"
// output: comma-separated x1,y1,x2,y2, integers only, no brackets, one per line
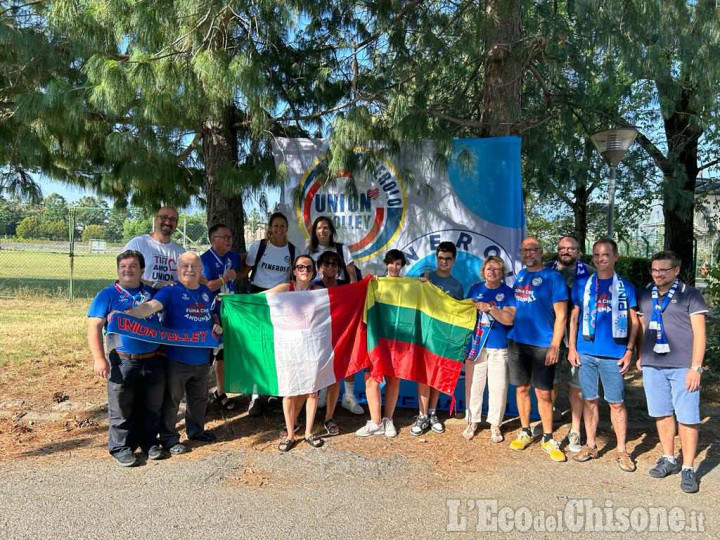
661,89,701,285
573,184,589,253
481,0,522,137
202,106,246,253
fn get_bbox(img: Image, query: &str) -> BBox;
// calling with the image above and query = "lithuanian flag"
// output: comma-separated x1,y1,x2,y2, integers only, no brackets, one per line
365,277,476,395
221,278,370,397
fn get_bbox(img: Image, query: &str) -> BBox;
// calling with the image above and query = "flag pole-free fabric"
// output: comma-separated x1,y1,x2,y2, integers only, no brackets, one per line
364,277,476,396
221,279,370,397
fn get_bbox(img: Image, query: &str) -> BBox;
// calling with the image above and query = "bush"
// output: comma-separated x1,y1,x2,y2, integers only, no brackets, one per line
82,224,109,242
39,220,67,240
16,215,42,239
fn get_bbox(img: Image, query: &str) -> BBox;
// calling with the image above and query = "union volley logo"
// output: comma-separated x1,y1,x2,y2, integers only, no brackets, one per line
295,150,407,261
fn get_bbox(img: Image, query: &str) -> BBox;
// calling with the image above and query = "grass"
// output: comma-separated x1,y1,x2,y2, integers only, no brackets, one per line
0,250,117,298
0,297,104,404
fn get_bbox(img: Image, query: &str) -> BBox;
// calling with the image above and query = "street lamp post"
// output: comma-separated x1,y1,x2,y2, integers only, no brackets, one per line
590,128,638,238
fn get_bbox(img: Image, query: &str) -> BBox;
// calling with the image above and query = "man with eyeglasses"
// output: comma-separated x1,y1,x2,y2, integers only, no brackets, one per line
412,241,464,436
201,224,241,411
123,206,185,289
637,251,707,493
507,237,568,462
547,234,595,453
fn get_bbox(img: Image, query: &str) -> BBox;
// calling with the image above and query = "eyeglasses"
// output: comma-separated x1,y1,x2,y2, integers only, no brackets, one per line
650,267,677,275
321,261,339,267
437,256,455,262
212,235,233,241
156,214,178,223
520,247,541,253
294,264,313,271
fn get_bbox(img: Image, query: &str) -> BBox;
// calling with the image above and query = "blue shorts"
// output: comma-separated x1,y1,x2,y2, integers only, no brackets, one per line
578,354,625,403
642,366,700,425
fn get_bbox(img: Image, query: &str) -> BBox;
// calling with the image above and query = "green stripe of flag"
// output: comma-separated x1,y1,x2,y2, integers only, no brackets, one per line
366,302,470,363
222,294,279,395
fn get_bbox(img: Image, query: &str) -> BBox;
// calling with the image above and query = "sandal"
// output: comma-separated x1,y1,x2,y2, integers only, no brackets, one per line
462,423,477,441
212,390,236,411
323,418,339,436
278,438,296,453
280,424,300,439
304,434,325,448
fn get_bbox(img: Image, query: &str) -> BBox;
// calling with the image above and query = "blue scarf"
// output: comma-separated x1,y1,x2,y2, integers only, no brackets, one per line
466,289,494,361
581,273,628,341
106,312,221,350
550,259,589,279
649,278,679,353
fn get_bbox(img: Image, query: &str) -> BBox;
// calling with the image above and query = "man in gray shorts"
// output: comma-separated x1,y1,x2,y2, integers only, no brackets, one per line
546,234,594,452
508,237,568,462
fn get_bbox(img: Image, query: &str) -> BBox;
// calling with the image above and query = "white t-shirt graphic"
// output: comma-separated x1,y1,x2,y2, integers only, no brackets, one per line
124,234,186,283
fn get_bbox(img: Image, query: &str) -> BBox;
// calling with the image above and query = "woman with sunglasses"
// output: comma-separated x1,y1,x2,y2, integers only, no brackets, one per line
305,216,364,417
356,249,406,438
265,255,325,452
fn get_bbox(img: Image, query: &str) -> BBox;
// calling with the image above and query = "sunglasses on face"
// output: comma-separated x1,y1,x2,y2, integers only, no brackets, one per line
321,261,339,267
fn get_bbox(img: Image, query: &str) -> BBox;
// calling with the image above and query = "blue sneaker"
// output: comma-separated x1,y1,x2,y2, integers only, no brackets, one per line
648,457,681,478
680,469,699,493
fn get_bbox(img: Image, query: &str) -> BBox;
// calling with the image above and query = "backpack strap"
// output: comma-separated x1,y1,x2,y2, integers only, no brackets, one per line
249,239,268,283
334,242,350,281
288,242,296,265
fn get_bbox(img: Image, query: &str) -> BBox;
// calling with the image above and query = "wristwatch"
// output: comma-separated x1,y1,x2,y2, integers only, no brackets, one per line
691,366,704,374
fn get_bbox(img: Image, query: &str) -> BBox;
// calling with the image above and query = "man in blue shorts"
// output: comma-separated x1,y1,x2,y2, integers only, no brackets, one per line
127,251,222,455
638,251,707,493
568,238,639,472
201,223,241,411
87,250,165,467
411,241,465,436
508,237,568,462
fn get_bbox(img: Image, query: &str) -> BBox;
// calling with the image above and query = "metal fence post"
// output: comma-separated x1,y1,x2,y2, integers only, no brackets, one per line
69,210,76,301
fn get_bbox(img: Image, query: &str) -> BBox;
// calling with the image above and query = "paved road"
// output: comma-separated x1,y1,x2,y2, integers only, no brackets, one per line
1,437,718,540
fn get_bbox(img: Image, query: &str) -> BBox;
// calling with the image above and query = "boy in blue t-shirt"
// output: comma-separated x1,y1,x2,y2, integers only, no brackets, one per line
568,238,639,472
127,252,222,456
411,241,465,437
87,250,164,467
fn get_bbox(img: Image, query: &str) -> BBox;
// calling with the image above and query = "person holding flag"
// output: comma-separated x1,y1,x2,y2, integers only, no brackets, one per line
463,256,516,443
355,249,407,438
126,251,222,456
201,224,241,411
568,238,639,472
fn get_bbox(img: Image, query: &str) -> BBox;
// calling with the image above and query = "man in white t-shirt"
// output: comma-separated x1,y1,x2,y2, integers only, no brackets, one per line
124,206,186,289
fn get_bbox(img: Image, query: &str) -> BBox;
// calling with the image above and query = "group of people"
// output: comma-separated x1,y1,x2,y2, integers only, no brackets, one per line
87,207,708,494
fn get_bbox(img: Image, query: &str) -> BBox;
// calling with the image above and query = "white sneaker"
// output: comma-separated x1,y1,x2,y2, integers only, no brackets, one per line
318,388,327,408
567,430,581,453
355,420,385,437
341,393,364,415
383,418,398,438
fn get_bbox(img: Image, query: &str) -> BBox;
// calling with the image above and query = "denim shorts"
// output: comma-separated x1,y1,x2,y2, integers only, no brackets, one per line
553,347,580,388
642,366,700,425
578,354,625,403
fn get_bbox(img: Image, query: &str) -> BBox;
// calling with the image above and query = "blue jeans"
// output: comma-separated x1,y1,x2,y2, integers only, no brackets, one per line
578,354,625,403
107,351,165,456
642,366,700,424
160,360,211,448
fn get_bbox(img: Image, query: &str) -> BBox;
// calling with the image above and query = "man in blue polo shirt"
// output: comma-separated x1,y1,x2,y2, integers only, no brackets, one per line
127,251,222,455
508,237,568,462
569,238,639,472
201,223,241,411
87,250,164,467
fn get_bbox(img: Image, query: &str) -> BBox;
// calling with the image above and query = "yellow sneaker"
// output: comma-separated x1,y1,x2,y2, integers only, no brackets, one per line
541,438,567,462
509,431,533,451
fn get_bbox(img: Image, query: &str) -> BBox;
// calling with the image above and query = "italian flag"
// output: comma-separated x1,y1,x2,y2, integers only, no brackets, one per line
222,278,370,396
365,277,476,395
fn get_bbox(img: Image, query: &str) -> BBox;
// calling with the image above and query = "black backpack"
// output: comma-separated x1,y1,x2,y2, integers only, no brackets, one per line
334,242,362,284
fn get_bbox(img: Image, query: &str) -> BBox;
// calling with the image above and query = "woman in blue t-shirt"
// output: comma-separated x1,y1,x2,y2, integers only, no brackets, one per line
463,256,516,443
